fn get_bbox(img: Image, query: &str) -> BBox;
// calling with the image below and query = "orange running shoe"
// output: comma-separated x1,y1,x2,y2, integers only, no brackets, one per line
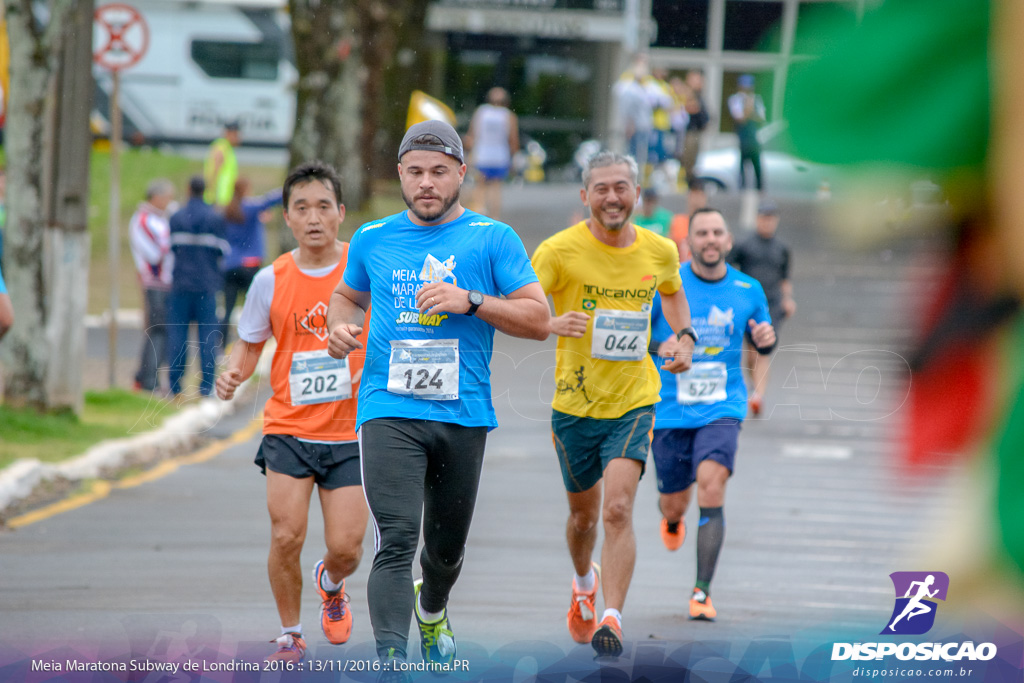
566,562,601,643
591,615,624,657
266,632,306,663
689,588,717,621
748,392,763,417
660,518,686,551
313,560,352,644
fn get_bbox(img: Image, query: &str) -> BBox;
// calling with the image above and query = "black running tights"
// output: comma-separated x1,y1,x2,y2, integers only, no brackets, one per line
359,418,487,659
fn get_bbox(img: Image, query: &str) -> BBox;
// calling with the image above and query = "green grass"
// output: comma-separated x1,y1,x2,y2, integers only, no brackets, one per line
2,150,408,472
89,147,201,256
87,146,283,313
8,142,407,347
0,389,180,470
86,147,406,313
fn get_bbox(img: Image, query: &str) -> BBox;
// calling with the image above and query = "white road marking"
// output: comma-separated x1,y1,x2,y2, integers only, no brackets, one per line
782,443,853,459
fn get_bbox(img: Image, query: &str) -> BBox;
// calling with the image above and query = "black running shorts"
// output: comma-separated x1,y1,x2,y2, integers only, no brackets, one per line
255,434,361,489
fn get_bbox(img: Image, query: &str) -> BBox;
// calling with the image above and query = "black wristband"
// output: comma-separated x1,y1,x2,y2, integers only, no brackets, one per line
676,326,698,344
745,329,777,356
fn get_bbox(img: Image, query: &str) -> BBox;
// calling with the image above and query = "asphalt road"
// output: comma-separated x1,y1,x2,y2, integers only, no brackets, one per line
1,184,965,681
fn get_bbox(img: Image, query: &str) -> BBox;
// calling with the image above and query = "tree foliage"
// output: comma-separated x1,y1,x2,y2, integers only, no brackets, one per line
287,0,433,210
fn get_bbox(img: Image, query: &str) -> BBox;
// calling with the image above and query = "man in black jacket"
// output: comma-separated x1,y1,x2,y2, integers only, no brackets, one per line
727,199,796,415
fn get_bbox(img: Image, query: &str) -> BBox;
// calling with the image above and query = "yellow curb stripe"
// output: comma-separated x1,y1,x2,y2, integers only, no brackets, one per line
8,480,112,529
6,416,263,529
116,458,184,489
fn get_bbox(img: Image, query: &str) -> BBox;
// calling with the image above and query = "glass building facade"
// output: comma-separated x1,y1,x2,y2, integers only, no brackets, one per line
426,0,866,167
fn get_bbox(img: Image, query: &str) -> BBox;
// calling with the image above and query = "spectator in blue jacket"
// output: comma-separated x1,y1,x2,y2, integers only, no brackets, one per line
167,175,229,397
220,177,282,345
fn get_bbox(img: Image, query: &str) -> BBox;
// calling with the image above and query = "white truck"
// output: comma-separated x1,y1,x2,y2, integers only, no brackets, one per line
92,0,296,147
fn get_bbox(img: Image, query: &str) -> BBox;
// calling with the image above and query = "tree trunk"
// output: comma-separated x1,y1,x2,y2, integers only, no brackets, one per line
379,2,437,181
2,0,94,412
357,2,401,188
288,0,366,211
286,0,414,219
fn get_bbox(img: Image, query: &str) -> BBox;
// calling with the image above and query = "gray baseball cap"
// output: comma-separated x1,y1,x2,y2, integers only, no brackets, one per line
398,120,464,163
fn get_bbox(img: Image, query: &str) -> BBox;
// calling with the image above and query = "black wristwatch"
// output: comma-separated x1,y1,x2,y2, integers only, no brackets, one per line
466,290,484,316
676,326,699,344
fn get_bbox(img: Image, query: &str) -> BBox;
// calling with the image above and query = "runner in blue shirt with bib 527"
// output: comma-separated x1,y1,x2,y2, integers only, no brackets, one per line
648,207,776,623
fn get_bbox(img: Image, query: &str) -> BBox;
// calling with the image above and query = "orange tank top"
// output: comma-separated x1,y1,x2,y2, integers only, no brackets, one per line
263,247,367,441
670,214,691,262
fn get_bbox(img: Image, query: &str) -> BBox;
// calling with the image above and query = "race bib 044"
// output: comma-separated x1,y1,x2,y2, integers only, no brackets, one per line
591,308,649,361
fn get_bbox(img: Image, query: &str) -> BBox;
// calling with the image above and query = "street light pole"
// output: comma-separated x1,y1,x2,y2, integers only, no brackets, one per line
107,69,121,389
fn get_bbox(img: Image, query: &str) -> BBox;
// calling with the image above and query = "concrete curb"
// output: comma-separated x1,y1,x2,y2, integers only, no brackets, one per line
84,309,145,329
0,341,274,515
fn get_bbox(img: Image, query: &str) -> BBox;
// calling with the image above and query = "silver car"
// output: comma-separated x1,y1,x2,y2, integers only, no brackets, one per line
693,121,837,197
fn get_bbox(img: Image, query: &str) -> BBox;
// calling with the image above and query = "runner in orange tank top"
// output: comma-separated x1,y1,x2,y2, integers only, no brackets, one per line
216,161,369,663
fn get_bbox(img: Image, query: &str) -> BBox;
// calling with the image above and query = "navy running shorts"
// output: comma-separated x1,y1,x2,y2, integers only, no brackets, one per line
650,419,741,494
255,434,361,490
552,405,654,493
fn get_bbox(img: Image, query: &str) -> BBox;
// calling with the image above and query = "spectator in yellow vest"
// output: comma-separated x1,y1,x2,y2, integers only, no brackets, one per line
204,121,241,206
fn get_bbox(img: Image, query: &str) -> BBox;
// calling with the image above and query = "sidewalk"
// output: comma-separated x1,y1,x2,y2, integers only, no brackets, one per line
0,339,273,521
83,310,146,391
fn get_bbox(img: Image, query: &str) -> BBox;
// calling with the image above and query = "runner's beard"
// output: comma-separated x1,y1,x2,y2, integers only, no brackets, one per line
403,186,461,223
696,246,725,268
598,203,633,231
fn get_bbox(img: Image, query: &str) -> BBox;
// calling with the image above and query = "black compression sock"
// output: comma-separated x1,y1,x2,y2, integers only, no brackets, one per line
696,506,725,589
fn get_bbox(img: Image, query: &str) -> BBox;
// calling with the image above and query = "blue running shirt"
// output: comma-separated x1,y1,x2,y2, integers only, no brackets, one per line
650,263,771,428
344,209,539,430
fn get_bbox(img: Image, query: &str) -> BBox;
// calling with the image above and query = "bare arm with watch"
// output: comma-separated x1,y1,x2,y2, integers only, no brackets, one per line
415,280,551,341
654,287,696,373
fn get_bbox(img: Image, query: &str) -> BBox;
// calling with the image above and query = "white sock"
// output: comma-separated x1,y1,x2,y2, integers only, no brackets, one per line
281,624,302,637
574,567,596,594
319,567,344,593
602,609,622,626
417,594,445,624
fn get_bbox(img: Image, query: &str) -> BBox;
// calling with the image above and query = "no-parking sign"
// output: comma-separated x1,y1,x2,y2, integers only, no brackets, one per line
94,3,150,387
93,3,149,71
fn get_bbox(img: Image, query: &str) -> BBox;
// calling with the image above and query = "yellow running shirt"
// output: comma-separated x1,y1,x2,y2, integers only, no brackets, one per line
533,221,683,419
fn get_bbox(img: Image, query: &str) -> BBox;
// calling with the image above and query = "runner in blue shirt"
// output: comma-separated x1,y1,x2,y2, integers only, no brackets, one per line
648,207,776,622
326,120,549,682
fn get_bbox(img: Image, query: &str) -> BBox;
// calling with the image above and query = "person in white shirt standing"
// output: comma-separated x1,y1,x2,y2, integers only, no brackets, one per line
465,86,519,221
129,178,176,393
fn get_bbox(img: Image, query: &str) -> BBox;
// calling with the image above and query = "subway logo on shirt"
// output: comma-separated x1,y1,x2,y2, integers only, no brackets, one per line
395,311,449,327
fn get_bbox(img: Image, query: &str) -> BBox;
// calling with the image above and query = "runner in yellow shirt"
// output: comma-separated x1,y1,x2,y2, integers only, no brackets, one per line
532,151,696,657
